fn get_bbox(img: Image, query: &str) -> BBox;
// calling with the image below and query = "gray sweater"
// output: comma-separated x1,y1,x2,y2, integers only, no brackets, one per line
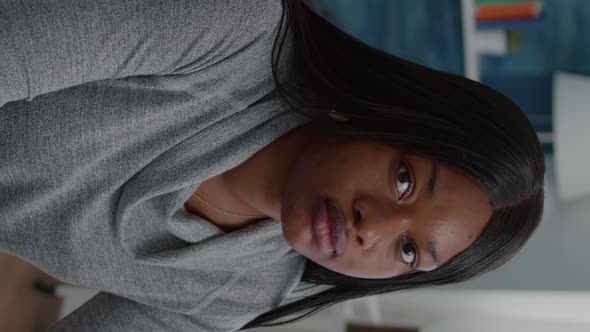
0,0,313,330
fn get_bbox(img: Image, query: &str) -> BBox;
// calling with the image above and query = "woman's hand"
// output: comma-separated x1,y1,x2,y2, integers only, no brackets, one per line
0,251,63,332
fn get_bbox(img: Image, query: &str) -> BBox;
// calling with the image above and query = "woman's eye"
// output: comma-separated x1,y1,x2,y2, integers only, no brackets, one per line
396,162,412,199
401,241,417,265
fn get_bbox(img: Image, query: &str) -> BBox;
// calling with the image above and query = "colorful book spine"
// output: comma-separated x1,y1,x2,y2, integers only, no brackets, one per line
477,16,545,30
475,0,535,4
476,2,543,22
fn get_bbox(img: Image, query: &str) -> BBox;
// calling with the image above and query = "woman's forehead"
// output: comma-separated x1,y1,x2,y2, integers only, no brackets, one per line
419,163,492,263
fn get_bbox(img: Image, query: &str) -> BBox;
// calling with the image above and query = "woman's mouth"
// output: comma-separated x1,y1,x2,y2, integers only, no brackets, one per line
326,197,346,254
311,197,346,256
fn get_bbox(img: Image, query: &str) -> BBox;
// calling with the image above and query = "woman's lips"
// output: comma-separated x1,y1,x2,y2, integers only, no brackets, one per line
311,197,334,255
311,196,347,256
326,198,346,254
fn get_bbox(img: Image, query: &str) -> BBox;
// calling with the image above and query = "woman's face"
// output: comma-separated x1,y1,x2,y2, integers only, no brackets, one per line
280,132,492,279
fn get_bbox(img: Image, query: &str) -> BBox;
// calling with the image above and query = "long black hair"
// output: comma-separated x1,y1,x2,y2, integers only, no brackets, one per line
243,0,545,329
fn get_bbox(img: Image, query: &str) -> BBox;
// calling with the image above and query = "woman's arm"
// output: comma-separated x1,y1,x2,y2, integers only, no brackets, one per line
0,0,275,108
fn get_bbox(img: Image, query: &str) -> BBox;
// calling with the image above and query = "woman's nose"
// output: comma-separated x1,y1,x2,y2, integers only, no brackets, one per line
355,224,380,250
353,199,407,250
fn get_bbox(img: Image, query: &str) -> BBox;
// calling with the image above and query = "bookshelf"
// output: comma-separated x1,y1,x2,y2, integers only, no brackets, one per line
460,0,544,81
460,0,552,144
461,0,517,81
461,0,480,81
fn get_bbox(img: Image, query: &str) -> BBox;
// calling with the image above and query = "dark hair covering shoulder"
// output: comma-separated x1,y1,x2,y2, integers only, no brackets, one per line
242,0,545,329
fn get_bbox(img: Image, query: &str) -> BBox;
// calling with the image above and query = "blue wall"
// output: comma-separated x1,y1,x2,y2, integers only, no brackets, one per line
313,0,464,75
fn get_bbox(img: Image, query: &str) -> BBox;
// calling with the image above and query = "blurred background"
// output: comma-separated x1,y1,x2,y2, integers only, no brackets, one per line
2,0,589,331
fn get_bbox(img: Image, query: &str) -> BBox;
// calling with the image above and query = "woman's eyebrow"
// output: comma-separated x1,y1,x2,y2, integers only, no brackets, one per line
426,239,440,265
425,161,438,200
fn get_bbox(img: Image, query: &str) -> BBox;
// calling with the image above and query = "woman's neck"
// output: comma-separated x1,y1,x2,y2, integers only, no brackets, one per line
221,123,322,221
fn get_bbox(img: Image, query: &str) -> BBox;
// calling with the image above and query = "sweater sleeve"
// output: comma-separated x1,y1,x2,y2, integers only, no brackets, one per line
0,0,282,108
46,255,306,332
48,292,262,332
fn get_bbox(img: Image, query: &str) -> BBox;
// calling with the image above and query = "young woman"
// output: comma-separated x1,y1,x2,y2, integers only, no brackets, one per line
0,0,544,331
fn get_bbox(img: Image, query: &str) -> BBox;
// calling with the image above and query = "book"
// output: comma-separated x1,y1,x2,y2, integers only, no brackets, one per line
477,16,545,30
476,2,543,22
475,0,541,4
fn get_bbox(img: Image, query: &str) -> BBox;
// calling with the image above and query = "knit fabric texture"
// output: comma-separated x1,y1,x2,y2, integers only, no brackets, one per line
0,0,312,330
